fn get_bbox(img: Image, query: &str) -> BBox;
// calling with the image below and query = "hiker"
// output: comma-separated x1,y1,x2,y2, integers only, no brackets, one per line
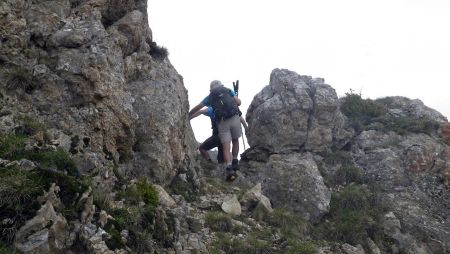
189,106,224,164
188,80,242,181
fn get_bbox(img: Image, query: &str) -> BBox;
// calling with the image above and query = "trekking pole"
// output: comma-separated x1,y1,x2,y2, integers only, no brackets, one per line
242,126,247,150
233,80,246,150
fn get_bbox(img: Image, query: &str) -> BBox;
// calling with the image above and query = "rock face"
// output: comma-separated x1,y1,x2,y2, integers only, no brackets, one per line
243,153,330,222
246,68,353,154
2,1,450,253
243,68,450,252
15,201,69,254
353,130,450,253
0,0,198,185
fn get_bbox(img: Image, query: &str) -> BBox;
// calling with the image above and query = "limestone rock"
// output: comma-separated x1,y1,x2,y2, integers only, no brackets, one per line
14,201,68,254
154,184,177,208
240,183,273,213
376,96,448,123
0,0,199,187
366,238,381,254
354,130,450,252
221,195,241,216
244,153,331,222
341,243,365,254
246,68,353,154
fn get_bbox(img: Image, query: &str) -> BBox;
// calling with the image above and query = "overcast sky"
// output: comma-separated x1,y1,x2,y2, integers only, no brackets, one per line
148,0,450,143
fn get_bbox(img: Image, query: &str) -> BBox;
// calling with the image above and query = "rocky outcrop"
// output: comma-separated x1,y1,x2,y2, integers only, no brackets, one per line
0,0,197,186
2,0,450,252
246,68,353,154
353,130,450,252
14,201,69,254
376,96,448,123
243,152,331,223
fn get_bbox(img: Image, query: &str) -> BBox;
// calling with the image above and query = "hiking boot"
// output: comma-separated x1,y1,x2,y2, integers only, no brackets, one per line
232,159,239,171
225,165,237,182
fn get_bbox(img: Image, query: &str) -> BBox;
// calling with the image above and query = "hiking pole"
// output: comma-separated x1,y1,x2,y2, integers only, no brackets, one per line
233,80,239,97
233,80,246,150
242,126,247,150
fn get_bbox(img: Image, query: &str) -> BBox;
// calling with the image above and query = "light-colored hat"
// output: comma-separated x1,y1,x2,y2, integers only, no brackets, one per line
210,80,223,90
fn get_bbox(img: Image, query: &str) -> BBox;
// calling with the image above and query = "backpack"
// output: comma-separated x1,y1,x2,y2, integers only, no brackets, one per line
208,86,239,121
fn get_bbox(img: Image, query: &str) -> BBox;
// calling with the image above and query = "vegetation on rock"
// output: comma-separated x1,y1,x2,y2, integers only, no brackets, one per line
313,184,386,247
0,134,88,246
341,91,439,135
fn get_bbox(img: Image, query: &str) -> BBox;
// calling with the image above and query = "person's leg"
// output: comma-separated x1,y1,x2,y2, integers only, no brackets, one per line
218,120,232,166
199,135,217,161
222,141,231,165
231,138,239,159
215,136,225,164
229,115,243,170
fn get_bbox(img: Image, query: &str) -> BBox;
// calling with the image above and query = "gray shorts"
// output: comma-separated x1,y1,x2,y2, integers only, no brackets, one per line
218,115,242,143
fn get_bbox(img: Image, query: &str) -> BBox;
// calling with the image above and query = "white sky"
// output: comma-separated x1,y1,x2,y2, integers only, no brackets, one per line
148,0,450,143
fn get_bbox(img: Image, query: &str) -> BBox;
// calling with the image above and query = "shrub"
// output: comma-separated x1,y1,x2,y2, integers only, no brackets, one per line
285,240,318,254
0,134,27,160
29,148,78,176
374,116,440,136
324,150,353,166
205,211,234,233
0,166,89,243
149,41,169,60
105,177,159,252
169,174,199,202
5,66,40,94
14,116,47,137
334,165,362,185
261,208,310,240
208,232,273,254
340,91,386,132
314,184,386,245
0,244,19,254
0,133,78,176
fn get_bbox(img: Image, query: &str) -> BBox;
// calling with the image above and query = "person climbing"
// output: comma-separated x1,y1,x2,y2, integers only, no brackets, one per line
189,106,224,164
188,80,242,181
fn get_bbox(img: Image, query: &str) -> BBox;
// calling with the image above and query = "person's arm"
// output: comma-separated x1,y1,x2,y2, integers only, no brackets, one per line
189,108,208,120
234,96,241,106
229,89,241,106
188,103,205,119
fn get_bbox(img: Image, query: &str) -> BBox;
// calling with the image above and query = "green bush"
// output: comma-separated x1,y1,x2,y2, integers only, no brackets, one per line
374,116,439,135
205,211,234,233
15,116,47,137
29,148,78,176
334,165,362,185
341,92,439,136
105,177,159,252
0,134,27,160
0,244,19,254
261,208,310,240
314,184,385,245
324,150,353,166
0,133,78,176
285,240,318,254
169,175,199,202
340,92,386,128
208,232,273,254
0,166,89,244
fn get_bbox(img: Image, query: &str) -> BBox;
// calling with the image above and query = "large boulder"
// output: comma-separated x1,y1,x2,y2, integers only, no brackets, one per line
244,152,331,223
246,68,353,154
